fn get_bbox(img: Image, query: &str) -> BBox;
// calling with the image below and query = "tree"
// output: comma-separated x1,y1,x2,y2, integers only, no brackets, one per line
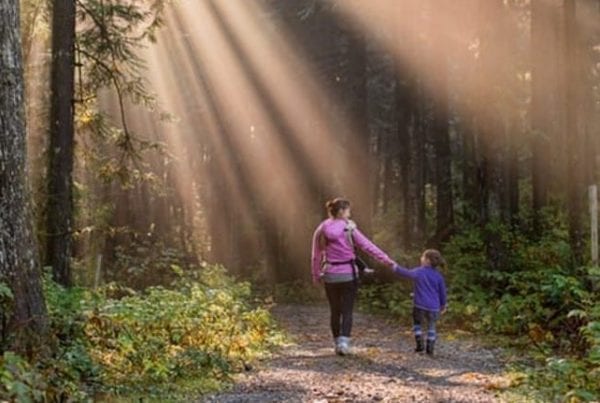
43,0,166,286
395,2,425,248
0,0,48,350
531,0,559,227
46,0,76,286
345,29,373,233
431,12,454,243
564,0,585,265
476,0,506,225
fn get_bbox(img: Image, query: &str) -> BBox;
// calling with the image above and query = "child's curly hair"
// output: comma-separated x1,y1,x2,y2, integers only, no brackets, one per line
423,249,446,269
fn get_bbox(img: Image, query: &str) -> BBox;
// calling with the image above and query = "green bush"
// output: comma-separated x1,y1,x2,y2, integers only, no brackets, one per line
359,218,600,401
87,266,282,396
443,222,591,342
359,282,413,319
443,222,599,401
271,280,325,304
0,265,283,401
0,352,46,402
109,239,196,289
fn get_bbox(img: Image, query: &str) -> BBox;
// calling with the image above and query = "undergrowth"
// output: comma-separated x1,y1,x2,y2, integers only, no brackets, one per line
0,266,284,401
360,218,600,402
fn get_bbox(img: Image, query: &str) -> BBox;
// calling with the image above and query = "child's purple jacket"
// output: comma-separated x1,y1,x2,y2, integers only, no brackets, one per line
393,265,447,312
311,218,395,283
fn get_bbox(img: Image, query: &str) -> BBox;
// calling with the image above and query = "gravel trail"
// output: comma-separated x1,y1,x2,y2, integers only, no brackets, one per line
204,304,510,403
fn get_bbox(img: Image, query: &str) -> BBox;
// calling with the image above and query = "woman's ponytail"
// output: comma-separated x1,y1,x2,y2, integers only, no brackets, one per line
325,198,351,218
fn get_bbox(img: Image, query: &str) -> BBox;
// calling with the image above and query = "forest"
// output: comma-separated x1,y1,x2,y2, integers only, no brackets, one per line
1,0,599,401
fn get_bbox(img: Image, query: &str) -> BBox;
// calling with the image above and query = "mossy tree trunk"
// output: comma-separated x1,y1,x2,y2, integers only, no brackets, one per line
0,0,48,352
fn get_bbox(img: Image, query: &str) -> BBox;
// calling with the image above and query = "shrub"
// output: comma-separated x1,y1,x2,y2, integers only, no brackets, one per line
87,266,282,396
0,352,46,402
359,218,600,401
519,288,600,401
0,265,283,400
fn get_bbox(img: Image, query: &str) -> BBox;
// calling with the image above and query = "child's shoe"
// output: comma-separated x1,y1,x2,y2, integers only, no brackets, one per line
426,339,435,356
415,335,424,352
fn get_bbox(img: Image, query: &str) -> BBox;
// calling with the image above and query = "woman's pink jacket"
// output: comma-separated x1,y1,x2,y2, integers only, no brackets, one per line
311,218,395,284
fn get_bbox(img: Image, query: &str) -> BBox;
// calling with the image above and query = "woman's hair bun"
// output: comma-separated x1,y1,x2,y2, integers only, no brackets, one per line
326,198,351,217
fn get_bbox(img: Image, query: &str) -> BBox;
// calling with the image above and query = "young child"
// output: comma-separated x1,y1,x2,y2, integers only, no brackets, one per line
392,249,447,356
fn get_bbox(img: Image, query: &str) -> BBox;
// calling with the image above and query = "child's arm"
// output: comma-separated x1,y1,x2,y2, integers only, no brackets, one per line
392,265,419,279
438,275,447,311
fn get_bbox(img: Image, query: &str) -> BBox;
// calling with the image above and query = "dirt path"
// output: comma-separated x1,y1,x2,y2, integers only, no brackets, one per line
204,304,510,403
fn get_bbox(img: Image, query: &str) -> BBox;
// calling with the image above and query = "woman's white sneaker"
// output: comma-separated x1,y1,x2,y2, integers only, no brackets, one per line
337,336,351,355
334,337,342,355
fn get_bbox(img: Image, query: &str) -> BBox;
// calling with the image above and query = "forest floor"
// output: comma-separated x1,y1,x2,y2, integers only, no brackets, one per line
203,304,514,403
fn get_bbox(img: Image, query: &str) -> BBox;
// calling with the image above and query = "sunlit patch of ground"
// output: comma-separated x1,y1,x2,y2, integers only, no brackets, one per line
203,304,514,402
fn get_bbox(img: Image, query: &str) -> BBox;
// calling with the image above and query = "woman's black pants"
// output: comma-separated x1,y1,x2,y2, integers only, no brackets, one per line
324,280,357,338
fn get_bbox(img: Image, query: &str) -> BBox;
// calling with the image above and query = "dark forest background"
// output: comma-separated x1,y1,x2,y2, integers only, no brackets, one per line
30,0,598,287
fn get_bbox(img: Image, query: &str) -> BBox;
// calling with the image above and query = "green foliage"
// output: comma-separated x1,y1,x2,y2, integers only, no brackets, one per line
0,281,12,305
510,310,599,401
0,281,13,323
443,221,588,341
359,216,599,401
443,222,600,401
0,266,283,400
0,352,46,402
271,280,325,304
109,238,196,289
0,281,14,352
517,289,600,402
76,0,165,118
359,282,412,319
87,266,282,396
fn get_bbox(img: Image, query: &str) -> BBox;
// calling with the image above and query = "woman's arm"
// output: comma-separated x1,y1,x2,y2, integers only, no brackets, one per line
352,228,395,267
311,224,326,284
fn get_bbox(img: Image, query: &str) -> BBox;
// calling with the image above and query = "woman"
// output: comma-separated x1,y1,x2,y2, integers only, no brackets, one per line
311,198,396,355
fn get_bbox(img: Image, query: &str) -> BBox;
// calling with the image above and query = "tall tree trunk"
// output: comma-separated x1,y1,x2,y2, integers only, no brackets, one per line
531,0,558,227
580,0,600,188
564,0,585,265
381,133,395,214
462,120,481,222
397,73,413,247
432,28,454,243
0,0,48,351
406,88,426,248
477,0,507,225
46,0,76,286
345,30,372,232
396,2,425,248
506,124,520,227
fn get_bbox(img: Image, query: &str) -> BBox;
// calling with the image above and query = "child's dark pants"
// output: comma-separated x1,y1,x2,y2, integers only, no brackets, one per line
413,307,439,341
